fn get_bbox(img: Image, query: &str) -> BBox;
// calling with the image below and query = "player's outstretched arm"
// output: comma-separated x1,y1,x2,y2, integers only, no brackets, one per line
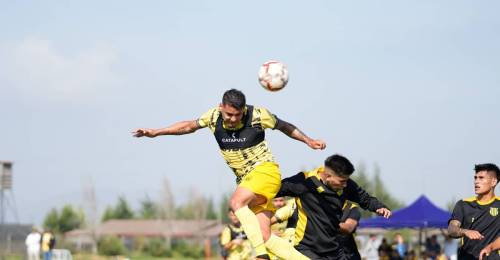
345,180,391,218
448,220,484,240
480,237,500,260
132,120,201,138
275,119,326,150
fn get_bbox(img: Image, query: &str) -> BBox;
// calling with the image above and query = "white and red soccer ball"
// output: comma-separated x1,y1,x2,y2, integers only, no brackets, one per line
258,60,289,92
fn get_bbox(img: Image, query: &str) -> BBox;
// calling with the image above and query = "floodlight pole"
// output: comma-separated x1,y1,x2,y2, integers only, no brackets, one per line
0,189,3,225
0,161,13,225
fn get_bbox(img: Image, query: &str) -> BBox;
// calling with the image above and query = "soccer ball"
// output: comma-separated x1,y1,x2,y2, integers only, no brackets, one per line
258,60,289,92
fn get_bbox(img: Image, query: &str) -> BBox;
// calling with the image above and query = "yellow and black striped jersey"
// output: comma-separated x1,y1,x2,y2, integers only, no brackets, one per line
197,105,278,181
272,198,297,234
277,166,387,257
220,224,252,260
450,196,500,260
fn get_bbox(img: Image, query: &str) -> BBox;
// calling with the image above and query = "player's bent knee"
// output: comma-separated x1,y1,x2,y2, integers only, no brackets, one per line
230,197,247,211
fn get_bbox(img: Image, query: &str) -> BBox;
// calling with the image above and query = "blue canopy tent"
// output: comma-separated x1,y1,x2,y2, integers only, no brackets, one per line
359,195,451,229
359,195,451,257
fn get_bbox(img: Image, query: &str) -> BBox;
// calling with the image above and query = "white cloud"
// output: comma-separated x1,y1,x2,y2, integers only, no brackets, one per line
0,37,118,101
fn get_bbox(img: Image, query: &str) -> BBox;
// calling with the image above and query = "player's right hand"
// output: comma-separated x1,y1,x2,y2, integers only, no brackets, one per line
132,128,155,138
464,229,484,240
307,139,326,150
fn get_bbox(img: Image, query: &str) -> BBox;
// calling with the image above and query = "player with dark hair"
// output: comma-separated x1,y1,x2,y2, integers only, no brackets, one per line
133,89,325,260
273,154,391,259
448,163,500,260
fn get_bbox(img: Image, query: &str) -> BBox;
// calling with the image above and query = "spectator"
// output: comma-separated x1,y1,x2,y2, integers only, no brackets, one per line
379,238,393,258
41,230,56,260
404,250,418,260
25,228,41,260
361,234,381,260
443,236,458,260
393,233,406,258
219,209,253,260
426,235,441,260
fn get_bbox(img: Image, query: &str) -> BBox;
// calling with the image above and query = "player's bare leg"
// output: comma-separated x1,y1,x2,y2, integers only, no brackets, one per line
231,187,270,259
231,187,309,260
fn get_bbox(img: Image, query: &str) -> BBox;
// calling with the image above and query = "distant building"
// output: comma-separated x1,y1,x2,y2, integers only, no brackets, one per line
64,219,224,252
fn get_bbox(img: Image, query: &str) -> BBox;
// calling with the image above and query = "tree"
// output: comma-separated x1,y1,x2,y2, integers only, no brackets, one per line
101,196,134,221
372,165,404,210
175,188,207,220
58,205,84,233
82,176,98,252
159,177,175,220
43,208,60,233
351,162,404,217
447,197,458,212
139,195,159,219
114,196,134,219
205,197,218,220
219,192,231,223
101,206,115,222
43,205,84,234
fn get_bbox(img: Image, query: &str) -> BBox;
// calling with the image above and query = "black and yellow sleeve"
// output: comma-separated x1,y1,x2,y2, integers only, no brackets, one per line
277,172,307,197
345,179,388,212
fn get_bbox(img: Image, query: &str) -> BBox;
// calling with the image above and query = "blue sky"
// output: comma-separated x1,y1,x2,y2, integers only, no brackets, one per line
1,1,499,225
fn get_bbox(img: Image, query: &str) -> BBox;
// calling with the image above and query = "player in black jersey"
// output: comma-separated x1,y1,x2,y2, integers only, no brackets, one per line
448,163,500,260
337,201,362,260
480,237,500,260
275,154,391,259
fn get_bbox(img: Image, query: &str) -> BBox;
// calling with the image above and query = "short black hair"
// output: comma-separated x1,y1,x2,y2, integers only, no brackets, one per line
324,154,355,177
222,89,246,110
475,163,500,180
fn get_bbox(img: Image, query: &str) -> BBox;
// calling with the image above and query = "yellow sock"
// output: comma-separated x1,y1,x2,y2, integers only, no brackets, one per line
265,234,310,260
234,206,268,256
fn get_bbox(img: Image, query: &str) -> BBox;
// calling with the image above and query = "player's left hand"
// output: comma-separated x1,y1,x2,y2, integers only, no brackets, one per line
376,208,392,219
307,139,326,150
479,246,492,260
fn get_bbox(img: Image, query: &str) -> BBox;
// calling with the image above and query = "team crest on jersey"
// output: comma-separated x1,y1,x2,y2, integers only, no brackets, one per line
490,207,498,217
316,186,325,193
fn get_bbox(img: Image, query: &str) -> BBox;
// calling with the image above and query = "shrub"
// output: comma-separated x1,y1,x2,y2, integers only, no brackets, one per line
171,240,203,258
98,236,127,256
143,238,171,257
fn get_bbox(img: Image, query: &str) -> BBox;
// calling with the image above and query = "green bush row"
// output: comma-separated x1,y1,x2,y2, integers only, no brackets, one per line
97,236,204,258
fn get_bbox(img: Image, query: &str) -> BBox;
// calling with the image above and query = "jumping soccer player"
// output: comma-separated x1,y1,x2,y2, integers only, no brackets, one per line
275,154,391,259
448,163,500,260
133,89,325,259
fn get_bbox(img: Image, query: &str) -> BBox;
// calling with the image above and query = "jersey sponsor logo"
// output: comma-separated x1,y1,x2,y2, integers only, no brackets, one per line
490,207,498,217
221,133,248,143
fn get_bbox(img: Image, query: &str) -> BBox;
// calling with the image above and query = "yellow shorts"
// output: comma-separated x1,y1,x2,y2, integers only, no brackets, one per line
238,162,281,214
